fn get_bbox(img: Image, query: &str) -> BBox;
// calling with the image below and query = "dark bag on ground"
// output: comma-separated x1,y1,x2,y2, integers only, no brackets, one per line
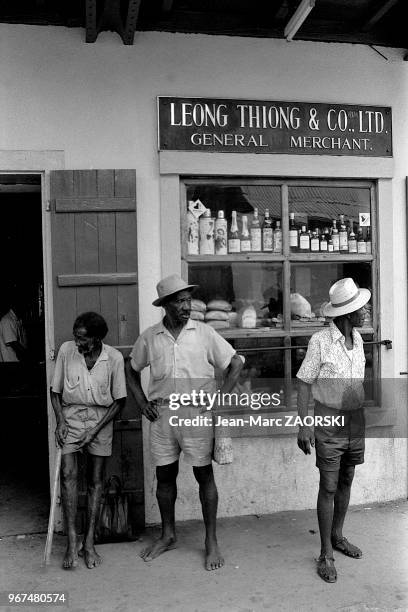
96,475,132,543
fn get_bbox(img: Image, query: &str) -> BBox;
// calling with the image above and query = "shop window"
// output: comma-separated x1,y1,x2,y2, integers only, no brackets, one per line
181,178,379,418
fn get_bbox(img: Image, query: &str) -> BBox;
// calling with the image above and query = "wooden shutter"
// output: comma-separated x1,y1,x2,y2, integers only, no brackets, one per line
50,169,144,534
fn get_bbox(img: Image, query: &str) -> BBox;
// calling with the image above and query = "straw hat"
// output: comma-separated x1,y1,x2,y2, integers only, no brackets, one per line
322,278,371,318
152,274,198,307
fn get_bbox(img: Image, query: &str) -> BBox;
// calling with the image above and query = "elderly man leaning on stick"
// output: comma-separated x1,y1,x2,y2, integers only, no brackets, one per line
296,278,371,584
50,312,126,570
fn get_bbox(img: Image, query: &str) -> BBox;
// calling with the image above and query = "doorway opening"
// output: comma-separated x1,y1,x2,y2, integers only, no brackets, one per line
0,173,49,536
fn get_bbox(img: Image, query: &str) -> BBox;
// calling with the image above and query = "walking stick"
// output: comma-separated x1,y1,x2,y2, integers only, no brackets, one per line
43,446,62,566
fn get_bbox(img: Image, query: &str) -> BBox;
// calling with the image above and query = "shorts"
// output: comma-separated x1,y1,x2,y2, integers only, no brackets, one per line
61,404,113,456
314,403,365,472
150,403,213,467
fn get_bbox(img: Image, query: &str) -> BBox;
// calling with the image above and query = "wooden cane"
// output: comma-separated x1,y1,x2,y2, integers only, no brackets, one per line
43,446,62,566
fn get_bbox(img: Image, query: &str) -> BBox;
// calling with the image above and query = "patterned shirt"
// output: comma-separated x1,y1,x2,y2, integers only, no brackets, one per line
51,341,127,407
296,321,366,410
130,319,236,401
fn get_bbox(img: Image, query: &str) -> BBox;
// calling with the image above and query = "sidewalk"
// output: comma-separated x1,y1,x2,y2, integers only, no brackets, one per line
0,500,407,612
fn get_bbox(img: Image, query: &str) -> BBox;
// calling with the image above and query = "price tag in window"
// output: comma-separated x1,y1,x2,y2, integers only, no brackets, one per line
359,212,371,227
188,199,207,219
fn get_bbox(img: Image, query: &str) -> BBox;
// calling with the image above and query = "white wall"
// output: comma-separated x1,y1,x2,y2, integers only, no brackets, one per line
1,25,407,522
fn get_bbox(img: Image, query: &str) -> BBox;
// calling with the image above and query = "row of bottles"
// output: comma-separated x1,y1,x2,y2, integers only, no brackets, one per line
188,208,282,255
187,208,372,255
290,213,372,254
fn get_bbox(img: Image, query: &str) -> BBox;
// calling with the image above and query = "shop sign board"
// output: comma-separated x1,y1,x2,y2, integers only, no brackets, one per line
158,97,392,157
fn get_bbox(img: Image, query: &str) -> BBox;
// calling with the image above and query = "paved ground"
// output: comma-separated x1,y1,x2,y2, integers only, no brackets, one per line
0,500,407,612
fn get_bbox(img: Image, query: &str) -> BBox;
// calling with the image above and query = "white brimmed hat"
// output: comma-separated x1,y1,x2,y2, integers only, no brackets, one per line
152,274,198,307
322,278,371,317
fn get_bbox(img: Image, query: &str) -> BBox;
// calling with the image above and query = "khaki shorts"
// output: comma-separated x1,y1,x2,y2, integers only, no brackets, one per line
61,404,113,456
150,404,213,467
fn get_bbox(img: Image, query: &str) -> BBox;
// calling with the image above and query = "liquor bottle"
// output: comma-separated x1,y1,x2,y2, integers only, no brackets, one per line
339,218,348,252
299,225,310,251
332,219,337,233
310,230,319,252
273,220,282,253
332,228,340,252
228,210,241,253
250,208,262,252
357,228,367,254
262,209,273,252
338,214,345,231
320,228,329,252
289,212,298,251
366,227,372,254
348,229,357,253
240,215,251,252
328,236,334,252
186,205,199,255
199,208,215,255
214,210,228,255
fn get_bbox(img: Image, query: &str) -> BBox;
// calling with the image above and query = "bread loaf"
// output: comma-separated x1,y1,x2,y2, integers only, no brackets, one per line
207,299,232,312
191,299,206,313
205,310,229,322
207,320,230,329
190,310,205,321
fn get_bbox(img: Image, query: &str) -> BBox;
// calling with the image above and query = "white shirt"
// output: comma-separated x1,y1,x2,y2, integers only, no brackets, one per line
0,309,27,362
296,321,366,410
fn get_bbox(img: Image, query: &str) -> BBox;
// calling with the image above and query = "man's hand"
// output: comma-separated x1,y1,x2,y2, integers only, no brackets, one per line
297,425,315,455
55,418,68,447
77,428,98,449
141,401,160,422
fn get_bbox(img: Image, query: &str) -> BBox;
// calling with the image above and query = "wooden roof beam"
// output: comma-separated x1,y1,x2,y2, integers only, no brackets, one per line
362,0,400,31
85,0,141,45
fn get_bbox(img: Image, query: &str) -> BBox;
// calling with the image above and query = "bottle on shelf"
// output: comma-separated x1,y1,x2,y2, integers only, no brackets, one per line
320,227,329,252
310,230,319,252
262,209,273,252
250,207,262,252
348,229,357,253
199,208,215,255
332,219,337,233
357,228,367,254
328,235,334,252
186,204,199,255
214,210,228,255
273,220,282,253
228,210,241,253
338,214,345,231
332,227,340,252
240,215,251,252
289,212,299,251
339,217,348,252
366,227,372,253
299,225,310,251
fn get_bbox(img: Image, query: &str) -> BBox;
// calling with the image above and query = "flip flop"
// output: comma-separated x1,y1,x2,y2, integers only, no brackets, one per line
317,555,337,583
331,536,362,559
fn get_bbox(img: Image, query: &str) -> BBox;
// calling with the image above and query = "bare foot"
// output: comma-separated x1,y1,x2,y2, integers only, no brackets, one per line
140,536,177,562
205,538,224,571
80,545,102,569
62,546,78,570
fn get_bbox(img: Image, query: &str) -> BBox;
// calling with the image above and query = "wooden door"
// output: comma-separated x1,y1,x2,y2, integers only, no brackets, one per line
50,169,144,534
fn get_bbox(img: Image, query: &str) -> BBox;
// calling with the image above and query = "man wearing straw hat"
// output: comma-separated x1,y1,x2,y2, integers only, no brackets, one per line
296,278,371,584
126,274,243,571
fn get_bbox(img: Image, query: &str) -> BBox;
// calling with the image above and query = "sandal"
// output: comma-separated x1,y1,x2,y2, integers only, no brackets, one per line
331,536,362,559
317,555,337,583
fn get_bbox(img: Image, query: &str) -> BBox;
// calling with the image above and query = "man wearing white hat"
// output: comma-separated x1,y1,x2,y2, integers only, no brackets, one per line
296,278,371,583
126,274,243,571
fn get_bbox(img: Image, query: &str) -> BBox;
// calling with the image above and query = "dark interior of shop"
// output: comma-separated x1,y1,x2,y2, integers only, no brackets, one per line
0,175,49,536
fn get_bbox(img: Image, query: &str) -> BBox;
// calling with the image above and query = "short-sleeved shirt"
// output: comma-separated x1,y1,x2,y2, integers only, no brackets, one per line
0,309,27,362
296,321,366,410
130,319,236,400
51,341,127,407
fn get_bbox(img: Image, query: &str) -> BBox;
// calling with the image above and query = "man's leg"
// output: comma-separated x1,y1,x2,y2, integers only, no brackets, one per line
60,452,78,569
140,460,178,562
82,455,105,569
193,464,223,571
331,464,362,558
317,468,339,558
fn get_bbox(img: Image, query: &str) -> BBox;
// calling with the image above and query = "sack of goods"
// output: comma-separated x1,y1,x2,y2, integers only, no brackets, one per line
190,298,207,321
204,299,233,329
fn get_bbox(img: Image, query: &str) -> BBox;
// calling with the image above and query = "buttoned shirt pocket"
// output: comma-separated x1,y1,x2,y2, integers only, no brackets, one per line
150,355,171,381
92,361,110,394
